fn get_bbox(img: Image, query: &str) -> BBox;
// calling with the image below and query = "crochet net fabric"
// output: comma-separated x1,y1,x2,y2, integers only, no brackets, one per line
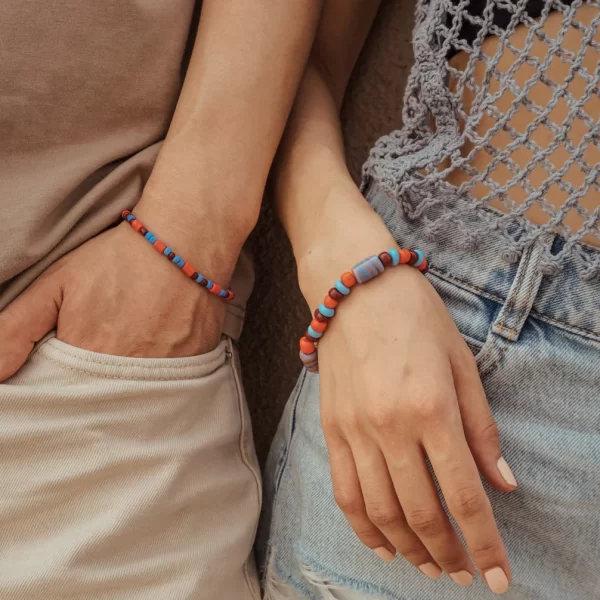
364,0,600,280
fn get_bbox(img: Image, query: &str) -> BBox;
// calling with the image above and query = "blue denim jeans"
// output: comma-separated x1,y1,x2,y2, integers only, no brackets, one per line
256,183,600,600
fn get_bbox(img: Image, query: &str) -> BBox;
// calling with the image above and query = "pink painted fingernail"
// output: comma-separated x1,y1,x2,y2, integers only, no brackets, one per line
450,570,473,587
374,547,395,562
497,457,518,487
485,567,509,594
418,562,442,579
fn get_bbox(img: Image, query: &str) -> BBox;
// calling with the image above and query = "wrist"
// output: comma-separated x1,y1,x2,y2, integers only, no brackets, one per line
295,189,399,308
130,195,249,285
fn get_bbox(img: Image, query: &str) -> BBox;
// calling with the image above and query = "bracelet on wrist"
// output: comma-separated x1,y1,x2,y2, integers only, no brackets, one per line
299,248,428,372
121,210,235,301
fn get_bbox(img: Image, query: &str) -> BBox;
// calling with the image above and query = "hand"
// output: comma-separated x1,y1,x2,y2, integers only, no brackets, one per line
0,216,237,381
300,220,516,595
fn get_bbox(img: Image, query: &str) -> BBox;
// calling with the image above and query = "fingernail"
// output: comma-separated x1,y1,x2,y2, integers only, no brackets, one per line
450,570,473,587
373,547,395,562
418,562,442,579
485,567,509,594
497,457,518,487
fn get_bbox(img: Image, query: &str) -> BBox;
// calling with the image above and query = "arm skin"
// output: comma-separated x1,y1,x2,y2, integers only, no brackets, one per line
138,0,326,273
271,2,515,593
0,0,324,373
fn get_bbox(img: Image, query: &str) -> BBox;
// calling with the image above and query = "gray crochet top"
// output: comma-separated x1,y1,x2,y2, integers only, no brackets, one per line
363,0,599,280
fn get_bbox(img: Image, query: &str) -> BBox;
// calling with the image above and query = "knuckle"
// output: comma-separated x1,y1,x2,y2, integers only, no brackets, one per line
353,526,385,549
334,489,362,516
367,403,398,431
408,393,448,422
406,509,445,537
449,487,486,521
436,553,468,572
479,419,501,447
366,503,403,529
470,540,504,562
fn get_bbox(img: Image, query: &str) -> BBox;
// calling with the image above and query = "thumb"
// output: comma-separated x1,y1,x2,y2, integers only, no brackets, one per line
452,352,518,493
0,274,62,381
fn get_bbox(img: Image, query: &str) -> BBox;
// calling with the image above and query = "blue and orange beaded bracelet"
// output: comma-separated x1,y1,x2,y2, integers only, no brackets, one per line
299,249,428,372
121,210,235,300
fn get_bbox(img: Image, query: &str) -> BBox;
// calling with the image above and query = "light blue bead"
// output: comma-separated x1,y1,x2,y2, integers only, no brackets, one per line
206,280,214,290
414,249,425,267
388,248,400,266
148,235,157,244
144,232,153,241
163,247,172,256
173,255,184,267
126,214,135,222
319,304,335,318
307,325,323,339
334,280,351,295
195,273,205,283
219,289,228,298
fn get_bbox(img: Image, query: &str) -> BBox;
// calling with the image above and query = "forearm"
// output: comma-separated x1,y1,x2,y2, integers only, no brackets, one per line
273,0,390,306
135,0,323,278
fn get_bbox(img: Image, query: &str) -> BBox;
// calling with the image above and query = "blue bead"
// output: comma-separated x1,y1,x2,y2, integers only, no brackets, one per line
319,304,335,318
307,325,323,339
414,249,425,267
144,232,153,241
148,235,157,244
219,289,228,298
126,214,135,222
388,248,400,266
206,280,214,290
334,280,351,295
163,247,172,256
195,273,205,283
173,255,183,267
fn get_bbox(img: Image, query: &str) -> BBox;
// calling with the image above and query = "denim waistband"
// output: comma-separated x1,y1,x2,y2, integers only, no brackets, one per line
367,182,600,342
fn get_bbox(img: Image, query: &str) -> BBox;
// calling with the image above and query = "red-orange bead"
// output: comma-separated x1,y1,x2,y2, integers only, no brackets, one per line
418,257,429,273
300,337,315,354
310,319,327,334
341,272,357,288
324,296,338,309
211,283,223,295
182,263,196,277
153,240,167,254
131,219,144,233
399,249,412,264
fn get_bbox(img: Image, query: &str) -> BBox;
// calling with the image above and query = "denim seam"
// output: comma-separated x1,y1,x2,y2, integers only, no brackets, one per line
431,267,600,341
428,267,504,303
478,335,510,379
495,243,533,335
274,369,308,495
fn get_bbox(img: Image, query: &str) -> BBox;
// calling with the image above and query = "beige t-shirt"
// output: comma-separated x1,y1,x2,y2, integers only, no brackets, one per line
0,0,252,340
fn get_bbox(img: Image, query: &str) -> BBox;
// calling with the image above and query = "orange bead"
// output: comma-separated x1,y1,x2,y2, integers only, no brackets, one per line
299,337,315,354
418,257,429,272
399,249,412,264
324,296,338,309
182,263,196,277
310,319,327,334
153,240,167,254
211,283,223,295
131,219,144,232
341,272,357,288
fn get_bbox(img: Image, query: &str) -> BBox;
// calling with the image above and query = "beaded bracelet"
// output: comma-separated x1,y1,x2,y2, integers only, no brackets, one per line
299,249,428,372
121,210,235,300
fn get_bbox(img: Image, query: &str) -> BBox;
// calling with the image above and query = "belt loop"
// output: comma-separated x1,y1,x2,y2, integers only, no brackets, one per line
491,235,552,342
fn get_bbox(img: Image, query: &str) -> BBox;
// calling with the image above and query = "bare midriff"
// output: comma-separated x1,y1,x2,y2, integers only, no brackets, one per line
446,5,599,247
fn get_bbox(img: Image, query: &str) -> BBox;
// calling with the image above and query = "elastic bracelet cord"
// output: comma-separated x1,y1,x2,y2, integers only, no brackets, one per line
121,210,235,301
299,249,428,373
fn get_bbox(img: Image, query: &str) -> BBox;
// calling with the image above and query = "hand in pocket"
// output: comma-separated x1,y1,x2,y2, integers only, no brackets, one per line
0,221,234,380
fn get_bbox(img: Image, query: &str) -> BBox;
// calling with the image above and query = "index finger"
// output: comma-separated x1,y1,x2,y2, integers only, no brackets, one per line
426,427,511,595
